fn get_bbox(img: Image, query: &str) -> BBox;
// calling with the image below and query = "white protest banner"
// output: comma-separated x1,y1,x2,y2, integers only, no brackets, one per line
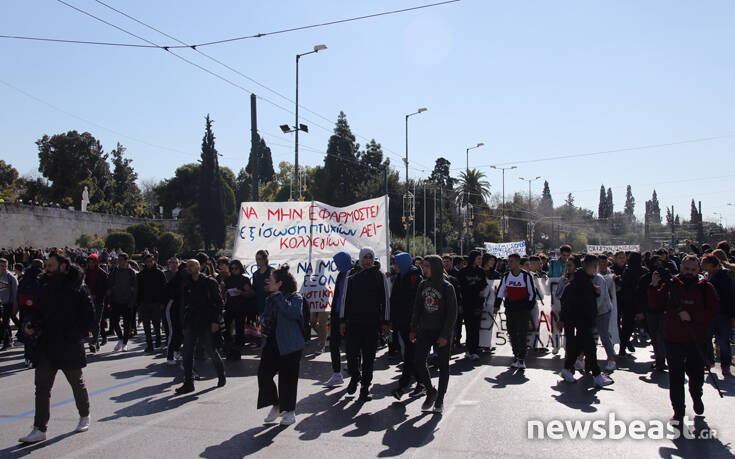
232,196,390,313
484,241,527,257
587,244,640,254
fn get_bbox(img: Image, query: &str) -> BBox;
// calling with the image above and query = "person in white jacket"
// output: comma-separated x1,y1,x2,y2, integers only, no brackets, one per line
592,255,617,371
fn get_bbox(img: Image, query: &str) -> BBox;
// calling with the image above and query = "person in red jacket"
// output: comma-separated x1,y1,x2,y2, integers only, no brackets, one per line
648,255,719,430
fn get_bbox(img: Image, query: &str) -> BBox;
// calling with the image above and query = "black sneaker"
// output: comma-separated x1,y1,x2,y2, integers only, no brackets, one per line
217,375,227,388
175,382,195,395
409,385,426,397
392,387,405,400
347,377,359,395
433,399,444,414
144,345,154,353
693,395,704,415
358,388,372,402
89,343,97,354
155,338,162,348
626,344,635,353
421,389,438,412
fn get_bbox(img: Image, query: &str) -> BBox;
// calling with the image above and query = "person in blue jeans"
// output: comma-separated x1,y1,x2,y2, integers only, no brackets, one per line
258,265,305,426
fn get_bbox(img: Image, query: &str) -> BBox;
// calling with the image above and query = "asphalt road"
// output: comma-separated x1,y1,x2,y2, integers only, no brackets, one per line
0,329,733,459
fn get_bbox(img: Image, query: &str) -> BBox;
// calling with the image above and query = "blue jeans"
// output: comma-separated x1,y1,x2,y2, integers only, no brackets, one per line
595,312,615,358
707,315,733,367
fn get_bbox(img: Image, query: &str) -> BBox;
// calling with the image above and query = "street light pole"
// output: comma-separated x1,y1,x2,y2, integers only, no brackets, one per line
519,176,541,209
461,142,484,255
491,165,517,242
403,107,427,252
281,44,326,201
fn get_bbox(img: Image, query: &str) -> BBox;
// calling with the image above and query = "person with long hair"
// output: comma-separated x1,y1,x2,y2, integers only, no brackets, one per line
258,265,305,426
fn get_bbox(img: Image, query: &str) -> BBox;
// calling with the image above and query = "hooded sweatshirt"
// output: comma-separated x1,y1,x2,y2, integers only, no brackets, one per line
390,253,423,330
457,251,488,312
331,251,353,316
341,251,390,326
410,255,457,339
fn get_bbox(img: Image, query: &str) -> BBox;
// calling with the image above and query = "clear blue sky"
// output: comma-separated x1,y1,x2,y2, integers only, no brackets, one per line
2,0,734,225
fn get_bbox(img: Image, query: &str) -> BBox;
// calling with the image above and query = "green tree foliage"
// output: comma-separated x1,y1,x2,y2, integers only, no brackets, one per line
316,111,360,206
645,189,662,224
598,185,608,219
178,206,202,252
0,160,19,201
474,220,501,243
37,131,112,204
157,232,183,262
198,115,227,250
75,233,105,249
690,199,701,224
110,143,144,215
246,134,275,186
16,176,52,204
105,232,135,254
624,185,635,219
606,188,613,216
126,222,164,252
428,157,454,190
538,180,553,216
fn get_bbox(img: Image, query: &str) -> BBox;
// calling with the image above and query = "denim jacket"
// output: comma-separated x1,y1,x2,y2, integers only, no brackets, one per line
261,293,305,355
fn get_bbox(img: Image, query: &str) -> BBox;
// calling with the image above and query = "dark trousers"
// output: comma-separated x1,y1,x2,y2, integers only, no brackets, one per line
165,301,183,361
463,308,481,354
506,307,531,360
414,331,451,399
224,303,246,347
563,323,601,376
646,312,667,367
708,315,733,366
110,303,131,344
454,311,464,344
1,304,11,346
33,358,89,432
181,324,225,383
665,340,705,417
89,301,105,346
329,308,342,373
619,305,636,351
346,323,379,387
139,303,162,347
257,339,302,412
397,327,416,388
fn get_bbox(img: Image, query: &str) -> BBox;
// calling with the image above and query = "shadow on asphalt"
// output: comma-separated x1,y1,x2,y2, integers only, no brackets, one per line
550,378,602,413
658,416,733,458
199,424,288,458
485,367,529,388
0,430,77,457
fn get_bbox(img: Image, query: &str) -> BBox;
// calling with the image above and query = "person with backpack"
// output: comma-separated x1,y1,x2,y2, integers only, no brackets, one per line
390,252,424,400
85,254,108,354
559,255,614,388
258,265,305,426
494,253,536,369
410,255,457,414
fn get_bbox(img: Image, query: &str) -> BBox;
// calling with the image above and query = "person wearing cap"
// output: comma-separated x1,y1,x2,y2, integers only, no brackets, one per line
85,254,108,353
339,247,391,401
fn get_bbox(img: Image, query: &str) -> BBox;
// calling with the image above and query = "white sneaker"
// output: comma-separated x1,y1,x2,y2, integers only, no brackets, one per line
121,344,128,352
561,368,576,383
325,373,344,387
594,373,614,387
166,359,177,366
264,405,281,424
114,341,123,352
574,358,584,371
75,415,90,432
19,428,46,443
280,411,296,425
470,353,480,361
604,360,617,372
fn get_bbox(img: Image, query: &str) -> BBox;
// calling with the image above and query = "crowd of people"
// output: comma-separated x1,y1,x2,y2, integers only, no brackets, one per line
0,239,732,443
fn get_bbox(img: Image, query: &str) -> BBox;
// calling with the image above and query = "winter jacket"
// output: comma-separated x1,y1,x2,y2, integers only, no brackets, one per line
261,293,305,355
647,275,720,344
620,253,647,312
341,263,390,327
85,267,108,306
410,256,457,340
457,266,488,312
707,268,735,319
390,262,424,331
181,274,223,328
137,266,167,305
559,268,598,326
108,267,137,306
30,266,94,369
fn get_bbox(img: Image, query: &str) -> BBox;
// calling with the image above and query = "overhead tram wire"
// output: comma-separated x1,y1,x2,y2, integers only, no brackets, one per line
90,0,433,171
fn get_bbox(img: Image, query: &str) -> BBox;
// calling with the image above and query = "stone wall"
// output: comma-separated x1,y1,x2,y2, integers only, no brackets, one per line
0,204,178,248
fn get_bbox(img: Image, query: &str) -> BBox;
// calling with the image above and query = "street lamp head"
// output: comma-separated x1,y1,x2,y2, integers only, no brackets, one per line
477,142,484,147
299,123,309,133
490,165,497,170
418,107,427,113
510,166,517,170
313,44,327,52
280,124,291,133
535,176,541,180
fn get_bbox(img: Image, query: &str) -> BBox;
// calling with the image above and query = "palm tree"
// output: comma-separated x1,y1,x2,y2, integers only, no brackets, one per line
456,168,491,208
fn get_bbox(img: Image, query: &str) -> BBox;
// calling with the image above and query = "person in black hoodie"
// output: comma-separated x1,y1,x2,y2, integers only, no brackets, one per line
175,259,226,395
137,254,167,353
410,255,457,414
457,250,488,361
702,254,735,376
618,252,648,357
636,255,667,371
390,252,424,399
85,254,108,354
19,253,94,443
339,247,390,401
559,255,614,388
17,259,43,367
